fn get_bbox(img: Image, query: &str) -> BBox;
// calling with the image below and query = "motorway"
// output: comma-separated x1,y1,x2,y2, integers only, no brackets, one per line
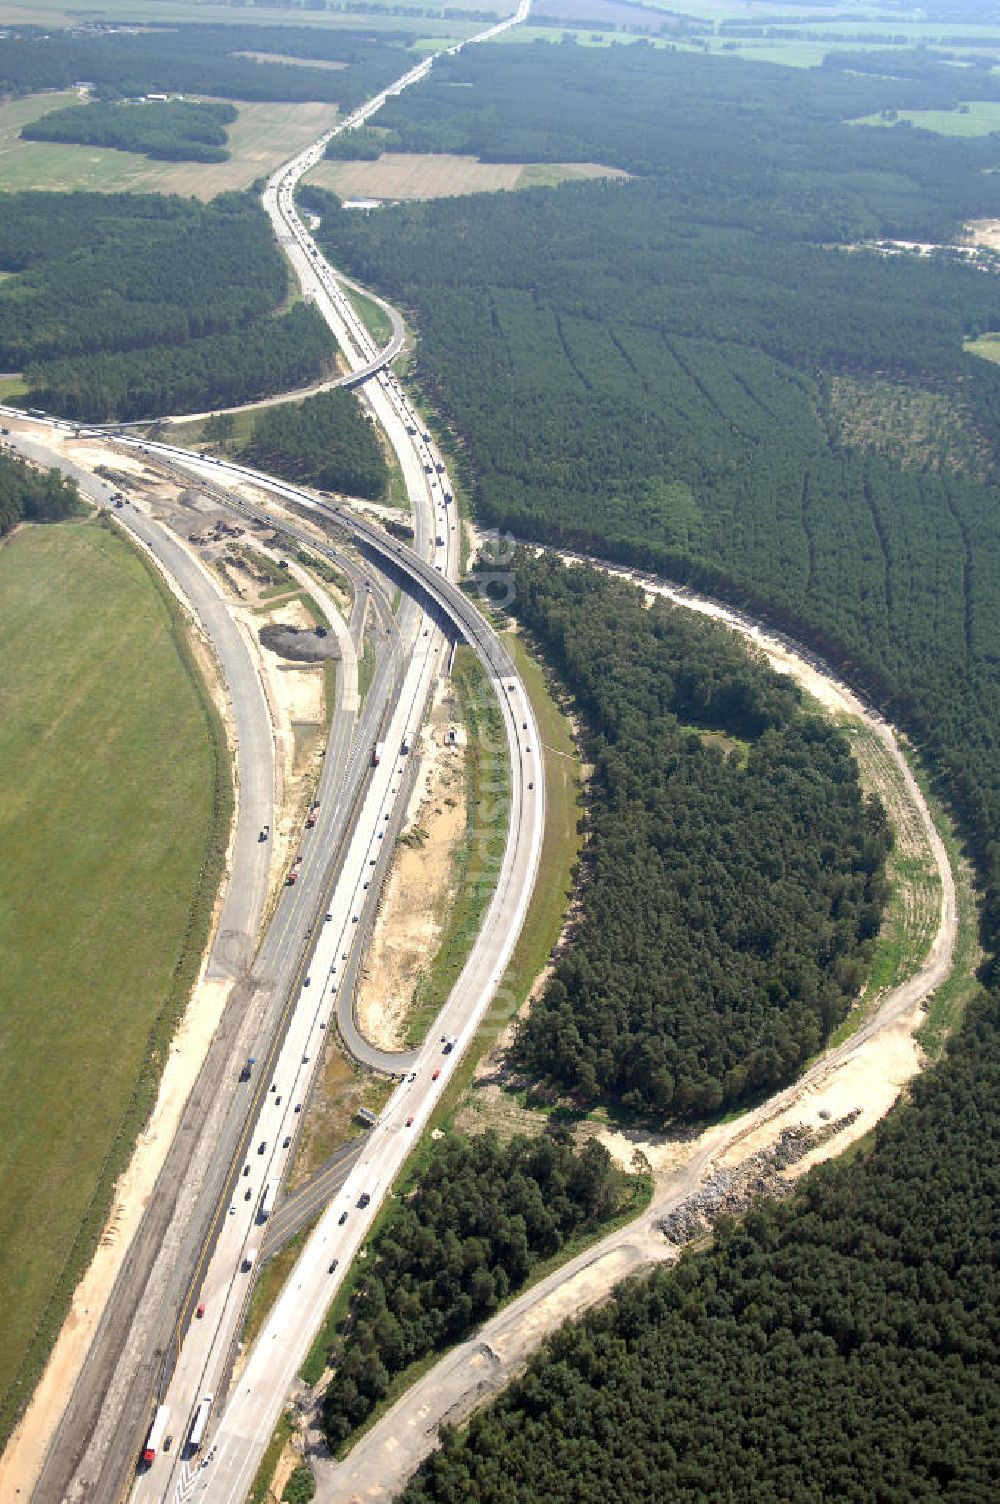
5,5,543,1499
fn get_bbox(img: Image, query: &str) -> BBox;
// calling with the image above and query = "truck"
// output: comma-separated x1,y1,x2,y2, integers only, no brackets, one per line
258,1183,276,1222
372,741,385,767
188,1394,213,1452
286,855,303,885
355,1106,378,1128
242,1248,258,1272
142,1405,170,1464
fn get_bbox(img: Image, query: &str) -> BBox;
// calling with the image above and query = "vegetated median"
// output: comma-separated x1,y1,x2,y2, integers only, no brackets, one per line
0,513,231,1448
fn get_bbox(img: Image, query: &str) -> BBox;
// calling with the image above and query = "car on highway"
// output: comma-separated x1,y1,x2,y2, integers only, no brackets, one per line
338,1211,348,1225
258,1140,267,1154
328,1259,339,1273
283,1135,291,1147
358,1192,371,1208
408,1071,417,1081
406,1115,414,1127
196,1303,205,1318
259,824,269,842
432,1068,441,1080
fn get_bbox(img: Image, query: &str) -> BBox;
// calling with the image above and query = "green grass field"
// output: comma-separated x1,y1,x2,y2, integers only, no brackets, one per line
0,518,226,1442
965,333,1000,365
852,100,1000,136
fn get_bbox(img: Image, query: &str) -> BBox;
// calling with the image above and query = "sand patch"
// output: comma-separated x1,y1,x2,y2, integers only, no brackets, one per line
357,677,467,1051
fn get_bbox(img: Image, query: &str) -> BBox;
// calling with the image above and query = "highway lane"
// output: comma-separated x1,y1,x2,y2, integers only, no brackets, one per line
117,447,544,1504
16,8,534,1493
4,423,414,1502
260,1138,366,1260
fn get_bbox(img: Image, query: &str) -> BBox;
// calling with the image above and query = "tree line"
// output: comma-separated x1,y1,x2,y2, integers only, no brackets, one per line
0,450,80,536
21,99,237,164
503,555,890,1119
0,23,416,107
318,1129,630,1451
401,990,1000,1503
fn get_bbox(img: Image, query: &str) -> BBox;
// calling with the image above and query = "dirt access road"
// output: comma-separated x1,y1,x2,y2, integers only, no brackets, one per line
311,561,959,1504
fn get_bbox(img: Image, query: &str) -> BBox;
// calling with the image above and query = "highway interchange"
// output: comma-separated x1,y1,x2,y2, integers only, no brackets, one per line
2,6,542,1499
0,0,964,1492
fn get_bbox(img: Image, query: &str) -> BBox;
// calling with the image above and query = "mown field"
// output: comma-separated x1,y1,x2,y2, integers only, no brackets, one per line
0,519,223,1436
306,152,625,201
852,100,1000,136
0,93,338,198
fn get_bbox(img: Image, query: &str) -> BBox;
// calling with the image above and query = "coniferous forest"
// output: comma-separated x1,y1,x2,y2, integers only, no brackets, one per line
241,389,389,501
504,556,890,1118
307,36,1000,1499
0,23,415,108
21,99,238,164
319,1131,629,1451
0,193,335,421
0,450,80,536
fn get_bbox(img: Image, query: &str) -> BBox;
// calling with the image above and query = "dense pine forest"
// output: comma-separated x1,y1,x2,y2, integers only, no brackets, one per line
21,99,237,164
239,389,389,500
0,450,80,536
504,556,890,1118
0,24,415,107
305,42,1000,985
318,1130,630,1450
308,38,1000,1496
0,193,335,421
402,993,1000,1504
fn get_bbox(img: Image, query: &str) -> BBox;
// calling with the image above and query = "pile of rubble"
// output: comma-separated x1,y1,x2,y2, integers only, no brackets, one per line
655,1109,862,1247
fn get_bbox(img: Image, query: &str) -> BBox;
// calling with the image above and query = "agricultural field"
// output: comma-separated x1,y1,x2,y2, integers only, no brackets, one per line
0,94,338,198
0,0,491,37
306,152,626,201
0,518,223,1433
852,100,1000,137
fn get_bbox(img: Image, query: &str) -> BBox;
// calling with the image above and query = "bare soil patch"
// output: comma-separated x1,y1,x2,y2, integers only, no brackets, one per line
357,676,467,1050
306,152,626,201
